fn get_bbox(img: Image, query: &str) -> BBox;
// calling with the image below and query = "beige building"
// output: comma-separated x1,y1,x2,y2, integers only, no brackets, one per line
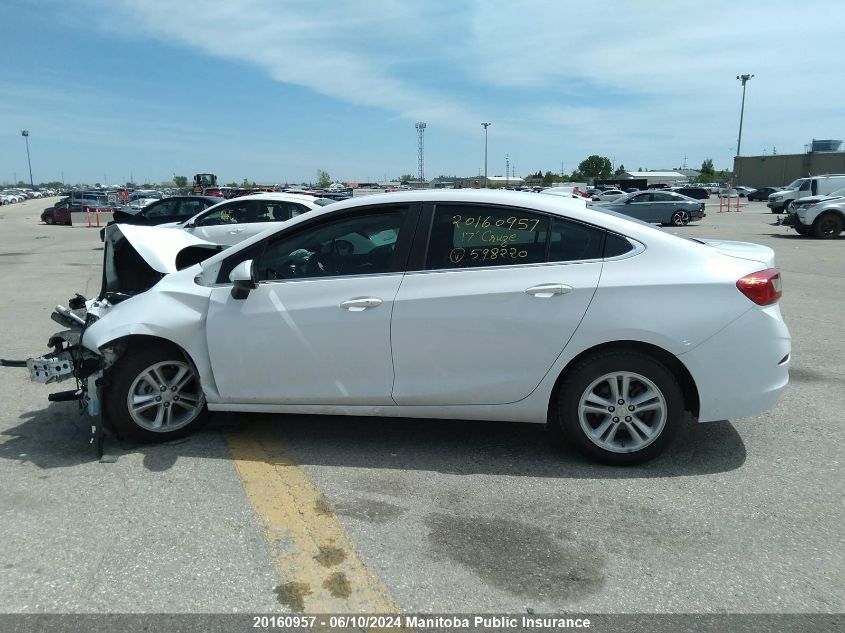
734,152,845,188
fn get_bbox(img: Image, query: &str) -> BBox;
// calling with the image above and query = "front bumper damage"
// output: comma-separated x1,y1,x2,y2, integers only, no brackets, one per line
2,295,109,454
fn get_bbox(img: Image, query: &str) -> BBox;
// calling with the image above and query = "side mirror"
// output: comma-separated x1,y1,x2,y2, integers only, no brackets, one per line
229,259,257,300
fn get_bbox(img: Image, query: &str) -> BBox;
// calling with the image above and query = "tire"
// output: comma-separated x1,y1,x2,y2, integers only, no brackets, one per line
671,209,690,226
103,342,208,442
552,350,684,465
45,216,55,225
812,213,843,239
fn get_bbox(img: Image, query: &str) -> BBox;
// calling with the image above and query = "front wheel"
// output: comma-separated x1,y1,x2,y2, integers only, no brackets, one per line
552,350,684,465
45,216,55,225
671,209,690,226
813,213,843,239
104,343,208,442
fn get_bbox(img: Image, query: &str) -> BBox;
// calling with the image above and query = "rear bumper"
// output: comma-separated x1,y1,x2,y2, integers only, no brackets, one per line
679,304,790,422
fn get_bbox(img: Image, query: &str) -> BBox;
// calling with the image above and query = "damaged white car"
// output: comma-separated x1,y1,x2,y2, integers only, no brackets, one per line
11,190,791,465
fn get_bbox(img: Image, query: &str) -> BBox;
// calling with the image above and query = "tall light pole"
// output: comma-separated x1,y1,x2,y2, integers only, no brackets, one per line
735,74,754,184
415,122,426,186
481,122,490,188
21,130,33,188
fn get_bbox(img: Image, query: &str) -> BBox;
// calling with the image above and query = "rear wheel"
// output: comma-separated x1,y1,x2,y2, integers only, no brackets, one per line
671,209,690,226
813,213,843,239
552,350,684,465
104,342,208,442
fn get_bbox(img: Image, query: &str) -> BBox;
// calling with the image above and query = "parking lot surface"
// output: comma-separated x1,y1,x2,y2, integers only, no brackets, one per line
0,196,842,614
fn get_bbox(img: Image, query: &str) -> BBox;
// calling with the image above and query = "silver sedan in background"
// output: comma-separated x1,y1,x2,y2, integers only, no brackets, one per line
594,190,706,226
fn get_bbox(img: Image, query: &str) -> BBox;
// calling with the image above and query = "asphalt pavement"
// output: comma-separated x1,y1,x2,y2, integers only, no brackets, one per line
0,196,842,616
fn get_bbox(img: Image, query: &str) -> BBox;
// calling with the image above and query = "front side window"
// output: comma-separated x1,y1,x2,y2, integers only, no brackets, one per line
630,193,652,203
254,208,406,281
196,200,255,226
143,199,178,218
178,199,206,217
426,205,549,269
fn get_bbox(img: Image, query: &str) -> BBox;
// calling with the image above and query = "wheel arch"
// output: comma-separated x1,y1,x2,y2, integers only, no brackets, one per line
548,340,700,422
99,334,199,372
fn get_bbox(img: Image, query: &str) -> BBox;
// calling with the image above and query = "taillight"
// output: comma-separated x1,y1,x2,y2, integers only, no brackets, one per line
736,268,782,305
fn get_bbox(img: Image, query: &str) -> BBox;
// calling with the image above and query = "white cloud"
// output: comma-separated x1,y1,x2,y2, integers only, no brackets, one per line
21,0,845,178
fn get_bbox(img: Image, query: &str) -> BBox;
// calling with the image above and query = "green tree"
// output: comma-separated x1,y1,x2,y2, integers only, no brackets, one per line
173,175,188,188
398,174,414,183
698,158,715,182
614,163,626,176
317,170,331,189
577,155,612,183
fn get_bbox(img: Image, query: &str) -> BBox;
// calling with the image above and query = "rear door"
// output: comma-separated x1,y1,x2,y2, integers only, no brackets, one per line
624,192,658,221
390,203,604,405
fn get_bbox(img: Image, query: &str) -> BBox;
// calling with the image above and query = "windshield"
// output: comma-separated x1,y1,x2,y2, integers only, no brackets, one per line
829,187,845,197
785,178,806,190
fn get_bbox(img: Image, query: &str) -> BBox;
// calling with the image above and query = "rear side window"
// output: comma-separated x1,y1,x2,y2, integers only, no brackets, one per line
604,233,635,258
549,218,604,261
426,205,549,269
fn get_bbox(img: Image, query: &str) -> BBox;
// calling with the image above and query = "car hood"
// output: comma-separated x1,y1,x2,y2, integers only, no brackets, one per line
794,194,842,206
696,239,775,267
100,224,226,300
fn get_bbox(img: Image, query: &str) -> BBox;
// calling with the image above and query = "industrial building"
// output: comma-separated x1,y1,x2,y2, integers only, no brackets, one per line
614,170,687,186
734,140,845,188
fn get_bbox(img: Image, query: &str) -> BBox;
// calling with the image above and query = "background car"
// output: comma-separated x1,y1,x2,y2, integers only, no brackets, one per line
747,187,782,201
718,188,740,198
41,198,118,225
164,192,332,245
591,189,627,202
793,198,845,238
595,190,706,226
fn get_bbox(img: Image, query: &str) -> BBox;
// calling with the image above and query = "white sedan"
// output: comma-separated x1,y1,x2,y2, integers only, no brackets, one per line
591,189,627,202
162,192,331,245
23,190,790,465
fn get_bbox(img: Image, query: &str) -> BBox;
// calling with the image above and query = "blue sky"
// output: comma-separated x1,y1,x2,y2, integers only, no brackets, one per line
1,0,843,186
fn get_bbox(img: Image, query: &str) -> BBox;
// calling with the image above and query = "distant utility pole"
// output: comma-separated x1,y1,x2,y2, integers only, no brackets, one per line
415,122,426,185
505,154,510,187
21,130,33,188
735,73,754,183
481,122,490,187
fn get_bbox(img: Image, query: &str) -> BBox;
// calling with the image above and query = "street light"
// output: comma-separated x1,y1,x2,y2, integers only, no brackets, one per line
481,122,491,188
734,74,754,184
21,130,33,188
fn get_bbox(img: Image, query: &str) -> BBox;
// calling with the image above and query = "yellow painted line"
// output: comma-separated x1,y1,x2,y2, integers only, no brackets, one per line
227,418,401,614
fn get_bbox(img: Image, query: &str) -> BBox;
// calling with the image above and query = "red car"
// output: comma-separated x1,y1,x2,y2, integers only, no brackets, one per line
41,199,118,225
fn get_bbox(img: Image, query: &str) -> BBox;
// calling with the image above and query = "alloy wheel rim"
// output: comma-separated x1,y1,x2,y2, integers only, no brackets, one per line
578,371,667,453
126,360,204,432
673,211,689,226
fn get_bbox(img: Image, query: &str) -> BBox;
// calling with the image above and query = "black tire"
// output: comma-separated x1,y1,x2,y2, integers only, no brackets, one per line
552,350,684,465
45,216,55,225
671,209,690,226
813,213,843,239
103,342,208,443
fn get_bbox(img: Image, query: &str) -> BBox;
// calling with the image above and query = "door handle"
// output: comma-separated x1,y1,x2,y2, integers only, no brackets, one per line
525,283,572,298
339,297,383,311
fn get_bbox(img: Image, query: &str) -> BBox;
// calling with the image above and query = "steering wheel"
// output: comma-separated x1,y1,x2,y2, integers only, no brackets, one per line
304,252,328,275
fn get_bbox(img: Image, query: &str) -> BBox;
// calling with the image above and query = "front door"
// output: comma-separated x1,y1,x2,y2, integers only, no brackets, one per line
206,205,415,404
